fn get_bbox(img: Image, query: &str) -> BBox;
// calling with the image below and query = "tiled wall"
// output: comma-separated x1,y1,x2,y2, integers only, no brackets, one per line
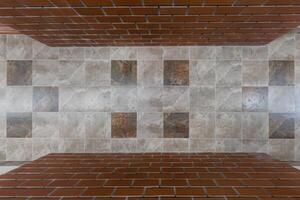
0,30,299,161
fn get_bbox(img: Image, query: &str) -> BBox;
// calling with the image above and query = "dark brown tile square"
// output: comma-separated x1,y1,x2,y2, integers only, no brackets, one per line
269,113,295,139
269,60,294,86
111,113,137,138
242,87,268,112
33,87,59,112
7,112,32,138
7,60,32,86
164,112,189,138
164,60,189,86
111,60,137,85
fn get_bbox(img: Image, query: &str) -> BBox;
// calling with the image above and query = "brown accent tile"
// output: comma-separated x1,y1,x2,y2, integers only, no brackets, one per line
7,112,32,138
111,60,137,86
7,60,32,86
269,60,294,86
164,60,189,86
164,113,189,138
111,113,137,138
269,113,295,139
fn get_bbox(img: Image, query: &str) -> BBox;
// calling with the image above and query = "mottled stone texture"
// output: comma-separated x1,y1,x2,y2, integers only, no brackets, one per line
0,33,300,161
164,113,189,138
164,60,189,86
111,113,137,138
111,60,137,86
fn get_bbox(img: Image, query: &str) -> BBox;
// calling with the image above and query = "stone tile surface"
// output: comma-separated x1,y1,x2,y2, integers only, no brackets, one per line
269,113,295,139
111,113,137,138
85,60,110,87
6,35,32,60
216,60,241,87
164,60,189,86
242,87,268,112
111,60,137,86
190,60,215,86
242,112,268,139
190,87,215,112
163,87,189,112
269,60,294,86
137,113,163,138
7,112,32,138
190,113,215,138
137,60,163,86
268,86,295,113
32,60,59,86
33,87,59,112
7,60,32,86
216,112,241,139
163,113,189,138
242,61,269,86
216,87,242,112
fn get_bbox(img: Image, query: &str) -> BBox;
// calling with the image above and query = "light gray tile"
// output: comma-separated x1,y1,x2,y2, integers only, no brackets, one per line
85,47,110,60
0,139,6,160
242,139,268,153
242,112,268,139
0,61,6,88
242,46,268,60
85,112,110,138
216,112,242,139
33,87,59,112
190,60,215,86
163,47,189,60
137,113,163,138
7,112,32,138
32,40,58,60
110,47,137,60
190,139,216,152
190,113,215,138
85,87,111,112
268,86,295,113
163,86,189,112
242,87,268,112
7,35,32,60
216,87,242,112
138,87,163,112
6,87,32,112
137,60,163,86
190,87,215,112
111,139,137,152
163,139,189,152
111,87,137,112
58,139,84,153
58,60,85,86
59,112,85,139
268,139,295,161
190,46,216,59
0,35,6,60
269,33,295,60
216,47,242,60
59,47,84,60
0,89,6,113
216,139,242,152
137,47,162,60
137,139,163,152
0,113,5,138
85,60,110,87
32,60,59,86
216,60,241,87
295,86,300,112
295,60,300,86
6,139,32,161
32,112,59,138
242,61,268,86
85,139,111,153
59,87,86,112
32,138,59,160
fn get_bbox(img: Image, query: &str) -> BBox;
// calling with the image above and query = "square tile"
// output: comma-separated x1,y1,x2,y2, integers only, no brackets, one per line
32,60,59,86
59,112,85,139
138,87,163,112
268,86,295,113
268,139,295,161
85,139,111,153
163,87,189,112
33,87,59,112
137,60,163,86
6,87,32,112
190,60,215,86
163,47,189,60
242,61,268,86
216,60,241,87
190,113,215,138
111,139,137,152
164,113,189,138
58,61,85,86
59,47,84,60
242,87,268,112
216,46,242,60
269,60,294,86
190,47,216,59
216,112,241,139
111,113,137,138
32,112,59,138
85,113,110,139
137,113,163,138
190,139,216,152
32,138,59,159
216,139,242,152
268,33,295,60
242,46,268,60
111,60,137,86
59,87,86,112
164,60,189,86
85,87,111,112
7,60,32,86
84,47,110,60
7,112,32,138
111,87,137,112
216,87,242,112
190,87,215,112
33,40,58,60
242,113,268,139
85,60,110,87
6,139,32,161
269,113,295,139
7,35,32,60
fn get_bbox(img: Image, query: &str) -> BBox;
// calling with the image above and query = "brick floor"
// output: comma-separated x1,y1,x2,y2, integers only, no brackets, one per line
0,153,299,199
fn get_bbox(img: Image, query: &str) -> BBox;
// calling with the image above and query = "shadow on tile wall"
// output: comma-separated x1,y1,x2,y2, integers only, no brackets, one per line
0,30,299,161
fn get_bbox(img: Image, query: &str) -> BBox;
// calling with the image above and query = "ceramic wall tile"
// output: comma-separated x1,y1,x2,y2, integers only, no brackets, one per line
190,60,215,86
6,35,32,60
32,40,58,60
138,87,163,112
137,47,162,60
268,33,295,60
85,139,111,153
111,113,137,138
59,47,84,60
190,139,216,152
58,139,84,153
6,87,32,112
7,112,32,138
0,139,6,160
59,112,85,139
59,87,86,112
85,87,111,112
85,47,110,60
242,46,268,60
0,35,6,60
216,112,241,139
216,87,242,112
216,139,242,152
190,87,215,112
32,60,59,86
85,60,110,87
111,86,137,112
0,113,6,138
269,60,294,86
269,113,295,139
242,113,268,139
137,113,163,138
110,47,137,60
6,139,32,161
190,47,216,59
163,139,189,152
33,87,59,112
58,61,85,86
216,60,241,87
164,60,189,86
268,86,295,113
32,112,59,138
242,87,268,112
0,61,6,88
242,61,268,86
137,60,163,87
268,139,295,161
32,138,58,159
85,112,110,138
137,139,163,152
111,139,137,152
7,60,32,86
216,47,242,60
163,47,189,60
242,139,268,153
190,113,215,138
164,113,189,138
163,87,189,112
111,60,137,86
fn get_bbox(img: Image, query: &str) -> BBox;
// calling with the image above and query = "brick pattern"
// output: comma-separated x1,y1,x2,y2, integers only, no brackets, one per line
1,1,300,46
0,153,300,198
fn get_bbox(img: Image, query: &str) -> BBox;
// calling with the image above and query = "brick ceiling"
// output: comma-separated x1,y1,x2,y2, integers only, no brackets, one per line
0,0,300,46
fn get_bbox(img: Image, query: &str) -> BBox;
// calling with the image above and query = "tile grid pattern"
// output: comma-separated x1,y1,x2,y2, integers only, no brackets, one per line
0,31,299,161
0,153,299,198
